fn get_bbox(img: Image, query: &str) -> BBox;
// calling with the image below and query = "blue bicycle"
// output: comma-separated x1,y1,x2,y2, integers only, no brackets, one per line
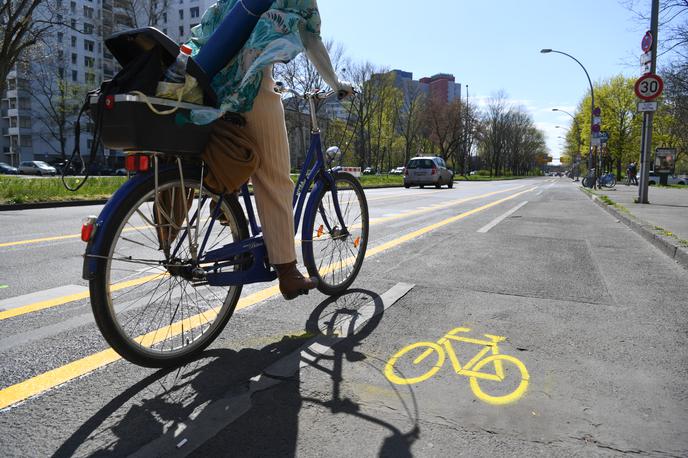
82,87,369,367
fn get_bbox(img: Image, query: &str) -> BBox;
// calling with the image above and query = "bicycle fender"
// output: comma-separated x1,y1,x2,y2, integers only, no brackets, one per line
82,165,197,280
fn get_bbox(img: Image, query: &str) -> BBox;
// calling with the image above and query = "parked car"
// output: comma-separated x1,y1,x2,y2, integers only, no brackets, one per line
18,161,57,176
636,172,685,185
363,167,374,175
403,156,454,189
388,167,404,175
115,168,128,176
0,162,19,174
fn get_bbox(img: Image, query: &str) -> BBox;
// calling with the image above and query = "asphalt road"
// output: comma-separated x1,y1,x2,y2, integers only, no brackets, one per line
0,177,686,457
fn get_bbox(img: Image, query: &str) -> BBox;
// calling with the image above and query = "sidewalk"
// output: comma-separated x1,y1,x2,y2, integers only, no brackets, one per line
580,182,688,269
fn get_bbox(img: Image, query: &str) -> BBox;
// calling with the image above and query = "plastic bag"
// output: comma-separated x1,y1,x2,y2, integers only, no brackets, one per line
155,74,203,104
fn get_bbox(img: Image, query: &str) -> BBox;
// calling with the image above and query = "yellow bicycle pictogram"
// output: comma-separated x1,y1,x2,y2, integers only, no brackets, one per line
384,327,529,405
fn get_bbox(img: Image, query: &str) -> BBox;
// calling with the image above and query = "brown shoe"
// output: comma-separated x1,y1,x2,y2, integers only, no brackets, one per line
274,261,318,300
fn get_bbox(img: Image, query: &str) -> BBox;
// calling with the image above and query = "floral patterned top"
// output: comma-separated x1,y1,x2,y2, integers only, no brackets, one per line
187,0,321,114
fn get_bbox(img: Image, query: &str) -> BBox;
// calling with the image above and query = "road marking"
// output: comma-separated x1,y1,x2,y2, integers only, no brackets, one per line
0,186,524,321
0,274,164,321
0,187,533,410
129,283,415,457
384,326,529,405
477,201,528,233
536,190,543,196
0,285,87,312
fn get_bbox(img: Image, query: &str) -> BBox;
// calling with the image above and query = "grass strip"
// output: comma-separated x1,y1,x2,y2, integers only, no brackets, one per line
1,174,536,205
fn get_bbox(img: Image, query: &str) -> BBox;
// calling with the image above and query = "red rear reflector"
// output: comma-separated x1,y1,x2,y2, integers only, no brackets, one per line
431,167,437,175
125,154,151,172
104,95,115,110
81,216,97,242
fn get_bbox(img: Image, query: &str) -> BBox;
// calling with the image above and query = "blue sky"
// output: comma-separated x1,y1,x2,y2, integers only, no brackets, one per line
318,0,652,164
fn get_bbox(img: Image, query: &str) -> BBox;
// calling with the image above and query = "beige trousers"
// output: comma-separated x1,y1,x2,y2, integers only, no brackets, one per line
243,67,297,264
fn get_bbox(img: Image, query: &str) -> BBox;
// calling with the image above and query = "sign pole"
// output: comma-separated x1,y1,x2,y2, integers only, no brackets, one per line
638,0,659,204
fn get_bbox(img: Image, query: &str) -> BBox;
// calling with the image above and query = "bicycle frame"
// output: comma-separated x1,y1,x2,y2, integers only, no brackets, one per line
419,327,507,382
83,93,351,289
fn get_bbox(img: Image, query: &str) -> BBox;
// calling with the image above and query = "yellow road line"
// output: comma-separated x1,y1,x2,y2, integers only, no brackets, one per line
0,273,165,321
0,186,535,411
0,186,523,321
0,286,278,411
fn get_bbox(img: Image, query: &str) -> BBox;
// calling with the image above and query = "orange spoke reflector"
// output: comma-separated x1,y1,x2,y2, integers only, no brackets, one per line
354,236,360,248
317,225,324,238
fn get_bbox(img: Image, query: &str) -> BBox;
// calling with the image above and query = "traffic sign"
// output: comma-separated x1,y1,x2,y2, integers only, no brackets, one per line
592,107,601,116
634,73,663,101
641,31,653,53
640,52,652,65
637,101,658,112
598,131,609,142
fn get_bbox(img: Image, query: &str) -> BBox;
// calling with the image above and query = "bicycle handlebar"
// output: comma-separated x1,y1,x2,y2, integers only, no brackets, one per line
274,82,356,101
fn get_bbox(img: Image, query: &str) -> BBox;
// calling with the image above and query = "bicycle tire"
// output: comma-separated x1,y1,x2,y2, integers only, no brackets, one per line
302,172,369,296
606,176,616,188
89,168,249,368
468,354,529,405
384,341,445,385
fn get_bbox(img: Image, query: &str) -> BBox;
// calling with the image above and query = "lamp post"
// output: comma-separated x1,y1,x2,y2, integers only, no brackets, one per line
541,49,595,176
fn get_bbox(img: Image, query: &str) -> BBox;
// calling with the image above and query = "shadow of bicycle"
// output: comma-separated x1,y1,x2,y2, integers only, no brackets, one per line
54,289,419,457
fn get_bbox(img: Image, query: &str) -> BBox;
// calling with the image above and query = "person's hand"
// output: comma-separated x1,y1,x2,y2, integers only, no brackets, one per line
336,81,355,100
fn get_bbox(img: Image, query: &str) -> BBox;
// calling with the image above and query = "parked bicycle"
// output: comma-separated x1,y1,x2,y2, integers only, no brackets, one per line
82,86,369,368
597,172,616,188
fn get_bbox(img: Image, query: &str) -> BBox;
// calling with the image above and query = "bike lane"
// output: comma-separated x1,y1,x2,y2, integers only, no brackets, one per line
191,181,688,456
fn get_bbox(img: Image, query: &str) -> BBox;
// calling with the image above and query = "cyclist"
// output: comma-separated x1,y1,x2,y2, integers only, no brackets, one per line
186,0,353,300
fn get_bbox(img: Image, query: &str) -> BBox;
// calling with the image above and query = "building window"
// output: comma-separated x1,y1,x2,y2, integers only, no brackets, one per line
71,53,77,64
84,6,94,18
71,18,77,28
19,118,31,128
190,7,199,18
84,23,94,34
58,67,65,78
84,56,94,68
10,118,17,128
84,39,94,52
162,12,167,23
70,1,76,13
21,137,32,147
58,49,64,59
179,25,184,36
19,98,30,109
9,99,16,109
85,72,95,84
71,36,77,47
57,32,64,43
163,28,167,34
190,22,198,29
178,9,183,20
72,70,78,82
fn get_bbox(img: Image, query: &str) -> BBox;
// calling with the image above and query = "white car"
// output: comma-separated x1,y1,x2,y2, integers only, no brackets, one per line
18,161,57,176
637,172,686,185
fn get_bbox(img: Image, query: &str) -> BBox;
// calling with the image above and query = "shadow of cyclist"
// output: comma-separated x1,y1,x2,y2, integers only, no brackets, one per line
54,289,419,457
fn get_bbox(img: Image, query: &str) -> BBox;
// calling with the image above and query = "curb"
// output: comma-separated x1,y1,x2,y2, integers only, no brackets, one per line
0,199,109,211
581,188,688,270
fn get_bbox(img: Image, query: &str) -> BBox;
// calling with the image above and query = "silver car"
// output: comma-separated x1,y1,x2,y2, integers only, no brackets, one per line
403,156,454,189
18,161,57,176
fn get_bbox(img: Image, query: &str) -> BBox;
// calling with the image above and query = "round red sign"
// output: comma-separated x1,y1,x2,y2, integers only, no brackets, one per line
641,31,653,53
634,73,663,101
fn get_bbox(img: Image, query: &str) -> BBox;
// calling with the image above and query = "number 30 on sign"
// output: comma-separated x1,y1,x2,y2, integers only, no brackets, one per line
634,73,664,101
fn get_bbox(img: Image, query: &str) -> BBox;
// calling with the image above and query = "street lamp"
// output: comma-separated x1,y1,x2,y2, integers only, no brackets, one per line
552,108,575,120
541,49,595,174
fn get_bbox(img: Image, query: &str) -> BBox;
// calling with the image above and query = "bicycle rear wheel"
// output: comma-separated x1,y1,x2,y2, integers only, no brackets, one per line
302,172,369,295
89,168,249,367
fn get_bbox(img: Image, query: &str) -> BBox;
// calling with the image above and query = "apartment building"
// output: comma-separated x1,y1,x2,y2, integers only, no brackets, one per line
1,0,215,167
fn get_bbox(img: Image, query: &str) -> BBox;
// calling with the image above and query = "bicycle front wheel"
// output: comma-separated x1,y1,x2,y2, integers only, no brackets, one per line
89,168,249,368
302,172,369,295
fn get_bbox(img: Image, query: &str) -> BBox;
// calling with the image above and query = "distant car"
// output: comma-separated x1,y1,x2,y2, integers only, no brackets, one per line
403,156,454,189
115,168,128,176
389,167,405,175
18,161,57,176
363,167,374,175
0,162,18,174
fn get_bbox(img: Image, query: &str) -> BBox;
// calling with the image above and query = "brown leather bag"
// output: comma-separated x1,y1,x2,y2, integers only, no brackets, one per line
201,116,260,194
154,117,259,249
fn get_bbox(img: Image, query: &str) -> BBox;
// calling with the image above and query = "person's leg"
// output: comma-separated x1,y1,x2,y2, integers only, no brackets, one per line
243,67,317,299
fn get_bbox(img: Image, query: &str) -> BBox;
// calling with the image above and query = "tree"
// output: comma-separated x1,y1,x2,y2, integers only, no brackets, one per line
422,97,461,166
28,41,88,160
0,0,57,96
398,83,426,166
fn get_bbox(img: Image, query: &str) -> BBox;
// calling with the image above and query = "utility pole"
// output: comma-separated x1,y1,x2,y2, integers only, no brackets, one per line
638,0,659,204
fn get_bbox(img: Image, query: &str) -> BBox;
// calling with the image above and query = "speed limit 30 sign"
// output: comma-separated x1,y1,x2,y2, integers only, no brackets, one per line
634,73,664,101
